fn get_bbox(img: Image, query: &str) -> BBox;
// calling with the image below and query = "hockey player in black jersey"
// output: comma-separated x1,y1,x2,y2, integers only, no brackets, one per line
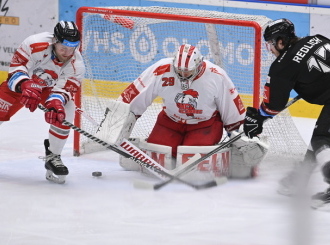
243,18,330,209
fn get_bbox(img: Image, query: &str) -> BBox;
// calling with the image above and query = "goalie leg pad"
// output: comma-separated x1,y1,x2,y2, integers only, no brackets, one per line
176,145,231,179
96,100,136,146
119,138,173,172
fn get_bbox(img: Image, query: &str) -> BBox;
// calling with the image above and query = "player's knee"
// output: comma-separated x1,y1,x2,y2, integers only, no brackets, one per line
321,161,330,184
315,146,330,183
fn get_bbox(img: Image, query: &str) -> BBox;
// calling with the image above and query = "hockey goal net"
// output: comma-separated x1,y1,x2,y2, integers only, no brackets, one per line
75,6,306,164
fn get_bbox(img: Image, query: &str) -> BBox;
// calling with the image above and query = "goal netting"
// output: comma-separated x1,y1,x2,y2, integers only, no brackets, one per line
75,6,307,165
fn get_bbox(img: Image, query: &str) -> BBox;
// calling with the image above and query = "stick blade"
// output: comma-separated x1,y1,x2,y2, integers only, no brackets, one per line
133,179,157,190
215,176,228,185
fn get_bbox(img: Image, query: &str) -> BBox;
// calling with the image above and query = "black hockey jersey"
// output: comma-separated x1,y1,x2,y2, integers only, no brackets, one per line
261,34,330,117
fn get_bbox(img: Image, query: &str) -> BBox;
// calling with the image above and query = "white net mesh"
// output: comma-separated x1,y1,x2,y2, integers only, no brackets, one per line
76,6,306,164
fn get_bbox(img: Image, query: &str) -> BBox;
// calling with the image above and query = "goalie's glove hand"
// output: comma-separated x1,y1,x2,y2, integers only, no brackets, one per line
243,107,269,139
19,78,46,112
45,99,66,127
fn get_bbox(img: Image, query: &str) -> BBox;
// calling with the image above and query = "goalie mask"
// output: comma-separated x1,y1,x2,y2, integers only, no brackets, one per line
173,44,203,90
54,21,81,48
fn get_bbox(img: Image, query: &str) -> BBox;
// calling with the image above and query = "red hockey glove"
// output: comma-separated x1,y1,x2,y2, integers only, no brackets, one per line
20,79,45,112
45,99,66,127
243,107,270,139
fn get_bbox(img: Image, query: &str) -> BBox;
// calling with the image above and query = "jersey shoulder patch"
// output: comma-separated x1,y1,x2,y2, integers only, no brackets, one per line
153,64,171,76
30,42,50,54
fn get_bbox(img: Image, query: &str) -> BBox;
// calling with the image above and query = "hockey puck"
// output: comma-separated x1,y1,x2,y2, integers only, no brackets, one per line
92,171,102,177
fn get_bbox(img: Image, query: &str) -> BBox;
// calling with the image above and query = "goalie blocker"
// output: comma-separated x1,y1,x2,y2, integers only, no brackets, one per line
120,131,269,179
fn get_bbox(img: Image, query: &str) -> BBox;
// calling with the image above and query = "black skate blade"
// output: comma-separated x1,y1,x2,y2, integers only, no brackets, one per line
311,191,330,211
46,170,66,184
311,200,330,211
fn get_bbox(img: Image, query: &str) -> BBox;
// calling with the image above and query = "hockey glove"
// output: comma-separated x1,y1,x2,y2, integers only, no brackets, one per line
19,78,46,112
243,107,269,139
45,99,66,127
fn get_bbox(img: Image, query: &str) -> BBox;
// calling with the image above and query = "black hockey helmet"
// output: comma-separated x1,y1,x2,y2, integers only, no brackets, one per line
54,21,80,47
264,18,296,44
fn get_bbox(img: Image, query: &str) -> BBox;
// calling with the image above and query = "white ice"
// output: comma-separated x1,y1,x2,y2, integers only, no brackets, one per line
1,109,330,245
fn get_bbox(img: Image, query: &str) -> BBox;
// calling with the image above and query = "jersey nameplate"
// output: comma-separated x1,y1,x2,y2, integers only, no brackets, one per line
293,36,322,63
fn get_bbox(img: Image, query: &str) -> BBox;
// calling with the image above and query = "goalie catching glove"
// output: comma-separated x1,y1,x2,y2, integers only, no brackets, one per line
230,130,269,168
243,107,270,138
45,98,66,127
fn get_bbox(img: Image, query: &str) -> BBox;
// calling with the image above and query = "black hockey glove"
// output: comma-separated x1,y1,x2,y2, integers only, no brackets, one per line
243,107,269,139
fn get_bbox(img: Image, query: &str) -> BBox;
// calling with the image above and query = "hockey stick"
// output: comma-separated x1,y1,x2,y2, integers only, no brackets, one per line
152,95,302,190
68,103,227,189
38,104,223,189
63,120,221,189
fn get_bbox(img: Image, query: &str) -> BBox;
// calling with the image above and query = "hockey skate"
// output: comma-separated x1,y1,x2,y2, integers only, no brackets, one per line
277,168,313,196
43,139,69,184
311,187,330,210
277,170,299,196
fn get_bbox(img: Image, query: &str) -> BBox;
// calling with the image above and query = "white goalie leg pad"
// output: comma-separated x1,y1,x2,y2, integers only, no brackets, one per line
176,145,231,180
139,139,173,170
230,131,269,178
96,100,136,146
119,138,142,171
119,138,173,172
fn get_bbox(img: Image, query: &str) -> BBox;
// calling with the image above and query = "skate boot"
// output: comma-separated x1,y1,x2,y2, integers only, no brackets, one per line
44,139,68,184
311,187,330,210
277,167,313,196
277,170,300,196
277,158,316,196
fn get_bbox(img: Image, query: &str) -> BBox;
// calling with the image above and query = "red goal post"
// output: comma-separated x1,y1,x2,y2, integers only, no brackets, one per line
74,6,306,163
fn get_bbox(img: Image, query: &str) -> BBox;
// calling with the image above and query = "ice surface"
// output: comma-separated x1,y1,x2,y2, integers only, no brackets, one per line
1,109,329,245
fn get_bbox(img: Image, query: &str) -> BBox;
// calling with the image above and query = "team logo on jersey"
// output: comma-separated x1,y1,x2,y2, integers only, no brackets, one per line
10,49,29,67
153,64,170,76
0,98,13,113
32,68,58,86
30,42,49,54
229,87,236,95
65,78,80,94
233,95,245,115
120,83,139,103
174,89,202,117
210,67,222,75
263,85,270,103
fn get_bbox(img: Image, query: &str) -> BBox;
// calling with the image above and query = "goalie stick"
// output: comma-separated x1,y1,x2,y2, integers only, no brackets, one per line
38,104,225,190
152,95,302,190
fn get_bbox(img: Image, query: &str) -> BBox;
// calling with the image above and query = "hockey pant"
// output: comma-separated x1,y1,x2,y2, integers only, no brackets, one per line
147,110,223,157
0,81,74,155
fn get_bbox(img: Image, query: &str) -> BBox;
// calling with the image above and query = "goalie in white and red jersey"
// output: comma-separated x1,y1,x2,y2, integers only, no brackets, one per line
118,44,268,178
0,21,85,184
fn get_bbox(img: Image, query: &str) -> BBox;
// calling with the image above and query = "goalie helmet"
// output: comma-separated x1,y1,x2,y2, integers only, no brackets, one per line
263,18,296,45
54,21,81,48
173,44,203,86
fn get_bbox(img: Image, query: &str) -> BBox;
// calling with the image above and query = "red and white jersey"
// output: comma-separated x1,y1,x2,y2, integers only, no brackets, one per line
119,58,245,131
7,32,85,104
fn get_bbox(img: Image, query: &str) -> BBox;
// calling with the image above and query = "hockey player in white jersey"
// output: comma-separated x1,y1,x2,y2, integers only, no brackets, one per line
0,21,85,184
117,44,268,178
